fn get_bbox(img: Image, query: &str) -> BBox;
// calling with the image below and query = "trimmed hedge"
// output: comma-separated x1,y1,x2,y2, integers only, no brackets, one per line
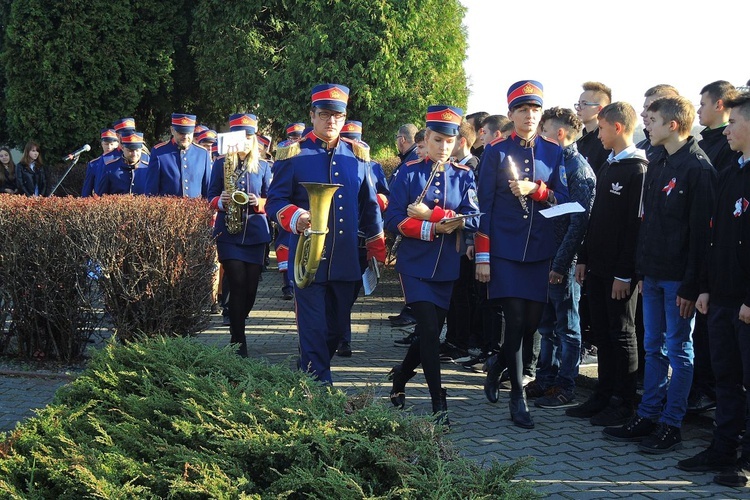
0,337,537,498
0,195,215,361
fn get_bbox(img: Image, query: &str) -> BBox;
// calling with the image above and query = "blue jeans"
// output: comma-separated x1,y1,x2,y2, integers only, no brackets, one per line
536,264,581,393
637,277,695,428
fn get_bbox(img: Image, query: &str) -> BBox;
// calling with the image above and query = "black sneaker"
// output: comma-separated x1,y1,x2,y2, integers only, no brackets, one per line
602,414,655,442
461,351,490,369
590,399,635,426
565,393,609,418
524,380,547,399
714,456,750,487
677,446,736,472
439,343,466,363
535,387,577,408
393,333,415,347
638,422,681,454
336,341,352,357
580,345,598,366
687,391,717,414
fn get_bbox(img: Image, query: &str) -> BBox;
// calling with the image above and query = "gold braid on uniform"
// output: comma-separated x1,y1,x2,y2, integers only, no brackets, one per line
351,140,370,162
275,141,301,161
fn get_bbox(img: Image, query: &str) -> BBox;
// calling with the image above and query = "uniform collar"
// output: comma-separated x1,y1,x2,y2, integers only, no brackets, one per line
306,131,340,150
511,131,536,148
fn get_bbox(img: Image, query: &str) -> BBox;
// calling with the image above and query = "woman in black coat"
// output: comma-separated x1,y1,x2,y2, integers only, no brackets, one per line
15,141,48,196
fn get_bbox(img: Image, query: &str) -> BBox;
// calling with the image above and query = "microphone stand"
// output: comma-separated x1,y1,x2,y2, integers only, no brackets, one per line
50,154,83,196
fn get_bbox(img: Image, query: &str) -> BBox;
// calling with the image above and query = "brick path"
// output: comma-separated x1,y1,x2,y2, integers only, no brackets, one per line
0,263,745,498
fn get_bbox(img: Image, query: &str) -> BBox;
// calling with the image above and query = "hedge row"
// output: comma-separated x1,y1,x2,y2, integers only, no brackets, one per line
0,195,216,361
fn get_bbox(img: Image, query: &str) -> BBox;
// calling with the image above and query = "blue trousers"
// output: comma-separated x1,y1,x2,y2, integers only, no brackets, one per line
637,277,695,428
294,280,357,384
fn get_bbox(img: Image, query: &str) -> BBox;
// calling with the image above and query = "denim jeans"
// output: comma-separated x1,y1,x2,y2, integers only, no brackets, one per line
536,264,581,393
637,277,695,428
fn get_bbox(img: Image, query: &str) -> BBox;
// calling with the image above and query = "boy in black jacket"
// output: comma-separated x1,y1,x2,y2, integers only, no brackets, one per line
678,90,750,487
603,95,716,454
567,102,646,425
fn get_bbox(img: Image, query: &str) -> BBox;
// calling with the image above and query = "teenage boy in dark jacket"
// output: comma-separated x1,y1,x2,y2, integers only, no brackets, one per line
677,90,750,487
568,102,647,426
603,95,716,454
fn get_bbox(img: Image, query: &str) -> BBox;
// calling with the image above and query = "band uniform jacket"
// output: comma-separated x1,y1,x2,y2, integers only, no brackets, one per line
95,153,150,195
475,132,569,264
266,132,385,282
385,157,480,281
208,156,272,246
144,140,210,198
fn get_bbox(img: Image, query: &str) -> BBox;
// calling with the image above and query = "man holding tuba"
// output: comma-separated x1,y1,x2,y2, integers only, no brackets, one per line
208,113,273,357
266,84,386,384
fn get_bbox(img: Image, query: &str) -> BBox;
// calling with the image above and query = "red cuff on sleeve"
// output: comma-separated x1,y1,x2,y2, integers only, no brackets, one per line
376,193,388,212
530,180,549,202
210,196,221,211
276,204,300,233
429,206,457,222
475,232,490,254
276,245,289,264
366,235,387,263
397,218,434,240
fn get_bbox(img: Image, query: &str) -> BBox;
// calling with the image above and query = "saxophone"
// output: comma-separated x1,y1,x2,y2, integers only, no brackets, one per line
223,151,250,234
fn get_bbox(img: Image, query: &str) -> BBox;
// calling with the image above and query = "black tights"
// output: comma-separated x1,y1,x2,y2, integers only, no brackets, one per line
401,301,447,400
222,260,262,348
500,297,544,397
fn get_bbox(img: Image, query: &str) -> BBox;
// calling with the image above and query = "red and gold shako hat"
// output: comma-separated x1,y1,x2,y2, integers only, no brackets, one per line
100,128,118,142
311,83,349,113
286,122,305,137
507,80,544,109
113,117,136,133
211,143,218,156
197,129,217,144
229,113,258,134
425,105,463,136
171,113,197,133
340,121,362,141
194,124,209,136
120,130,144,149
257,135,271,147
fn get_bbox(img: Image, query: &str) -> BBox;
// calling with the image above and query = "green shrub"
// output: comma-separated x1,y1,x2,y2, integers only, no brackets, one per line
0,337,537,499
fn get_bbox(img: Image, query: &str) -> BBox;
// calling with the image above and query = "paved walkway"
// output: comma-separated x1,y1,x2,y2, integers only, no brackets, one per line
0,263,745,498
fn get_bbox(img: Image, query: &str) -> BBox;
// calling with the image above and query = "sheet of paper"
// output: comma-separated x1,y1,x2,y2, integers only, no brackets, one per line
217,131,247,155
362,265,378,296
539,202,585,218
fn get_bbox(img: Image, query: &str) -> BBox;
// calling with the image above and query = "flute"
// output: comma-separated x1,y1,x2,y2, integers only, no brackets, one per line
507,155,529,213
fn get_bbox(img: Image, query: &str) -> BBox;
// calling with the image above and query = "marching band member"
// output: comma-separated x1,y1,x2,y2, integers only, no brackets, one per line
385,105,480,425
81,128,120,197
266,84,386,384
476,80,569,429
208,113,272,357
94,131,149,195
145,113,210,198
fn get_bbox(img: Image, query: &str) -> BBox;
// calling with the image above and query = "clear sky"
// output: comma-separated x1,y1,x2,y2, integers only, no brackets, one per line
460,0,748,119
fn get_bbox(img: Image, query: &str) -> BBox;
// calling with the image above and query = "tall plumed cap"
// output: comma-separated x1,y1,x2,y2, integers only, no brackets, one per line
113,118,136,132
171,113,197,133
229,113,258,134
507,80,544,109
100,128,118,142
257,135,271,147
196,129,217,144
120,130,144,149
311,84,349,113
286,123,305,137
340,121,362,141
425,105,463,136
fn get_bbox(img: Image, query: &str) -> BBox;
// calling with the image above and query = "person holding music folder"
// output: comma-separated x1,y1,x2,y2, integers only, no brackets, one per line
385,105,480,426
266,84,386,384
208,113,272,358
475,80,569,429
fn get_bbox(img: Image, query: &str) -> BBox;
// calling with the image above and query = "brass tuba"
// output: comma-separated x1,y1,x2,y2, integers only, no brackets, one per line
223,150,250,234
294,182,342,288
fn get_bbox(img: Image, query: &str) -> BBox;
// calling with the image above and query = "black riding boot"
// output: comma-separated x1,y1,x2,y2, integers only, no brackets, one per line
388,364,417,409
431,387,450,427
509,392,534,429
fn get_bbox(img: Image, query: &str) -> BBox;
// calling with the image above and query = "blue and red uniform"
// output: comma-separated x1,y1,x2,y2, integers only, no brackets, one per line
144,140,210,198
94,153,149,195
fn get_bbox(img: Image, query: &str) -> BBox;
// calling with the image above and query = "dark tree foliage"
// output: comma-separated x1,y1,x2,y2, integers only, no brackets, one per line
192,0,468,150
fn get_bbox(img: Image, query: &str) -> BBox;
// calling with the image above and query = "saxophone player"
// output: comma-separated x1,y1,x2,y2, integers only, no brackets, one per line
266,84,386,384
208,113,272,358
385,105,480,426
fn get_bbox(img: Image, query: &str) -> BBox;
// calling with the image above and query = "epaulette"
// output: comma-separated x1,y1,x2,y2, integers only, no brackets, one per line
104,156,120,165
450,161,470,171
275,140,301,161
489,136,507,146
540,135,558,145
153,140,169,149
405,158,422,167
341,137,370,162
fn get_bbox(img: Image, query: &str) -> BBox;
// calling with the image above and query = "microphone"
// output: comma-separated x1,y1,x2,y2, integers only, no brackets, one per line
62,144,91,161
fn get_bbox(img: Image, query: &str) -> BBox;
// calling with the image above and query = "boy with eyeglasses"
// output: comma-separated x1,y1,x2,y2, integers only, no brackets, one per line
575,81,612,175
